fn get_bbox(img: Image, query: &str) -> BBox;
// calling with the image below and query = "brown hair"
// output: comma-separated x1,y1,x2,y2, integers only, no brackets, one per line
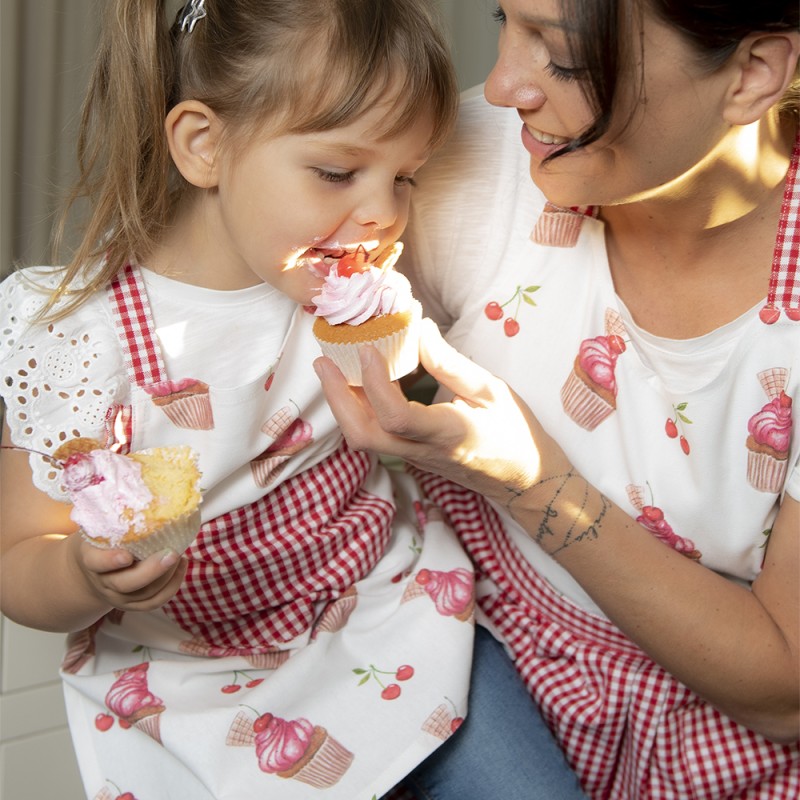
45,0,457,319
547,0,799,162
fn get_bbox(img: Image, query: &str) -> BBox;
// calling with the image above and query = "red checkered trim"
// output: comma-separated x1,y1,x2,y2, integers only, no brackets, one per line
107,265,167,386
164,442,394,654
763,130,800,322
412,470,800,799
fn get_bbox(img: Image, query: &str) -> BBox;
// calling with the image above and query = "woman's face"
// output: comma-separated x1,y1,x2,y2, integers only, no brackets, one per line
485,0,734,208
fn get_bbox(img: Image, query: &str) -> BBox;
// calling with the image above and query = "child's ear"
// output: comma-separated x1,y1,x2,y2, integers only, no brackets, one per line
165,100,222,188
723,31,800,125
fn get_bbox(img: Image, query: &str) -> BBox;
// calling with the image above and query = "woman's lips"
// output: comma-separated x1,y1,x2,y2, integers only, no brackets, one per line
520,122,571,160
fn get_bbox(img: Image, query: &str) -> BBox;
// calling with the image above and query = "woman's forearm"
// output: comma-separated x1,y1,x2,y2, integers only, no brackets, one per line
507,472,800,743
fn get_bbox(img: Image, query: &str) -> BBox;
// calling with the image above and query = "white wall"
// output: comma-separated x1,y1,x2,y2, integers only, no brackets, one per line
0,3,499,798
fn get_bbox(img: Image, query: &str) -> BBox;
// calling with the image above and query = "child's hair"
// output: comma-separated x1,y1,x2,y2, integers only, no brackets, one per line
547,0,800,162
46,0,458,319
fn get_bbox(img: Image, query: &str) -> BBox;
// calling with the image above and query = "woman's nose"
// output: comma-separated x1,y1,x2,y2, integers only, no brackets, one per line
484,33,546,110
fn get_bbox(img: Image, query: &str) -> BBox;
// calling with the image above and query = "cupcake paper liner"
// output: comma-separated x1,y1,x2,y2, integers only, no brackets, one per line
290,733,354,788
82,507,202,560
560,370,615,431
530,208,585,248
315,303,421,387
159,394,214,430
746,450,787,493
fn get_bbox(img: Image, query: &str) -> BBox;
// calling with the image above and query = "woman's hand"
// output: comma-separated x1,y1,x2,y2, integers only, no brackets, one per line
315,318,571,510
68,532,188,613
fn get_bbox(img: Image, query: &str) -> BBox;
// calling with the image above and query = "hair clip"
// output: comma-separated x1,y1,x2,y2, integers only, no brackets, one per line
178,0,207,33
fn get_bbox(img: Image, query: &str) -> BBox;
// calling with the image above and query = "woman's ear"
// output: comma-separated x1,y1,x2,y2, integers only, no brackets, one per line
724,32,800,125
165,100,222,188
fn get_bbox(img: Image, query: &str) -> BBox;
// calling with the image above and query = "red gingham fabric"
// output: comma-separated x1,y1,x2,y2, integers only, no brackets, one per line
164,441,394,654
107,264,168,385
764,129,800,322
413,471,800,800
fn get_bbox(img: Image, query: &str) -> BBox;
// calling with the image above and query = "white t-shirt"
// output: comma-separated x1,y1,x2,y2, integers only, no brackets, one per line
403,91,799,615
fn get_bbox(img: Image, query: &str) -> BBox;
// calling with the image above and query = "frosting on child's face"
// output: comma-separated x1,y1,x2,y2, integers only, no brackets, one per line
188,95,435,303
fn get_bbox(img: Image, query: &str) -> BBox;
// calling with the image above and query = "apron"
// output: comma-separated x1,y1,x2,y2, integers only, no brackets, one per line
61,266,475,800
413,132,800,800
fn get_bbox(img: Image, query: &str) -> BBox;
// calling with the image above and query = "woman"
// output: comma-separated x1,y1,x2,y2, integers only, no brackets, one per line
315,0,800,796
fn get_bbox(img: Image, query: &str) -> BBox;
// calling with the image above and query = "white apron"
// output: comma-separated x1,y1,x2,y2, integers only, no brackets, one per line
61,266,474,800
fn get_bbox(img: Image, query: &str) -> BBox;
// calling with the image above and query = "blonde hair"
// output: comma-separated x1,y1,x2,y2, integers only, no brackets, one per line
45,0,458,319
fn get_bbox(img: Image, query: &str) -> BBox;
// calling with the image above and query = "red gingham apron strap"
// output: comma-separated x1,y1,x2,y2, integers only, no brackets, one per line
761,128,800,323
107,264,168,385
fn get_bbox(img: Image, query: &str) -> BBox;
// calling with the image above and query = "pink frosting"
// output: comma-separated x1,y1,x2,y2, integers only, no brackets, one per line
266,418,313,453
418,568,474,617
577,336,618,394
312,265,414,325
636,515,697,557
747,396,792,452
143,378,205,398
64,450,152,543
255,715,314,774
105,664,163,719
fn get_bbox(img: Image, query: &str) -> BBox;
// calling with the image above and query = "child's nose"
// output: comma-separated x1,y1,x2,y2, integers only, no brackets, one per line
352,186,399,230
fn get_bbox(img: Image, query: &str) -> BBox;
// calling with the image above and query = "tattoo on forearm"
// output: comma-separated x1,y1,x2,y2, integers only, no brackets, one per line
505,469,611,553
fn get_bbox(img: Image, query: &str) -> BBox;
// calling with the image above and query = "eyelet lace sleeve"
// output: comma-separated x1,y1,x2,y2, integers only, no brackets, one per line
1,268,129,499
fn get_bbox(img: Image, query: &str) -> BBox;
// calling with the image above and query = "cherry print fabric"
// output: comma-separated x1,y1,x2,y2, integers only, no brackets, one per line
401,91,800,798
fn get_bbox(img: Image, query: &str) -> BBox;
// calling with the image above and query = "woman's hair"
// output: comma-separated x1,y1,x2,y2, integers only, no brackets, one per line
46,0,458,319
551,0,800,160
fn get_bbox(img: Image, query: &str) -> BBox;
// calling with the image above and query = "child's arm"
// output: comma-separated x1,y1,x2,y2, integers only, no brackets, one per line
1,421,187,633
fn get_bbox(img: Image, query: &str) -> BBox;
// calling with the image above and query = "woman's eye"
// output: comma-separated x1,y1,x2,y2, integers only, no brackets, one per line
313,168,356,184
492,6,506,25
544,61,585,83
395,175,417,188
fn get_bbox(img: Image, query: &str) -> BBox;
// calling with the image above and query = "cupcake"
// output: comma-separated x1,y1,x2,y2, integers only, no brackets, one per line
311,586,359,638
402,567,475,622
250,416,313,487
57,437,202,560
105,663,165,743
746,370,792,493
311,242,422,386
561,309,627,431
530,202,595,248
254,714,354,788
144,378,214,430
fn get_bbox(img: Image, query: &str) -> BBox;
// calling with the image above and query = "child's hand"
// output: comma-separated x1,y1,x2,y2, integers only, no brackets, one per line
71,533,188,612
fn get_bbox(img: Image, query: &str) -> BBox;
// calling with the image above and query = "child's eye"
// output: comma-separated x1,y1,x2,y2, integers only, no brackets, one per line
395,175,417,188
313,168,356,184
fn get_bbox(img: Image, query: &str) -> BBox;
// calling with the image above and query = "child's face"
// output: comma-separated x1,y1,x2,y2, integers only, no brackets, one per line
208,96,435,301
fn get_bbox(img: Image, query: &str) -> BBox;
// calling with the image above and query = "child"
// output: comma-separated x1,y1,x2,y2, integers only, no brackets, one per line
0,1,477,797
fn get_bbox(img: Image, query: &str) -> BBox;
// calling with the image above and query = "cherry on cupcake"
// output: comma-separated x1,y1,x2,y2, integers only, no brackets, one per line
253,712,273,733
641,505,664,523
779,390,793,408
607,334,626,354
337,245,370,277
